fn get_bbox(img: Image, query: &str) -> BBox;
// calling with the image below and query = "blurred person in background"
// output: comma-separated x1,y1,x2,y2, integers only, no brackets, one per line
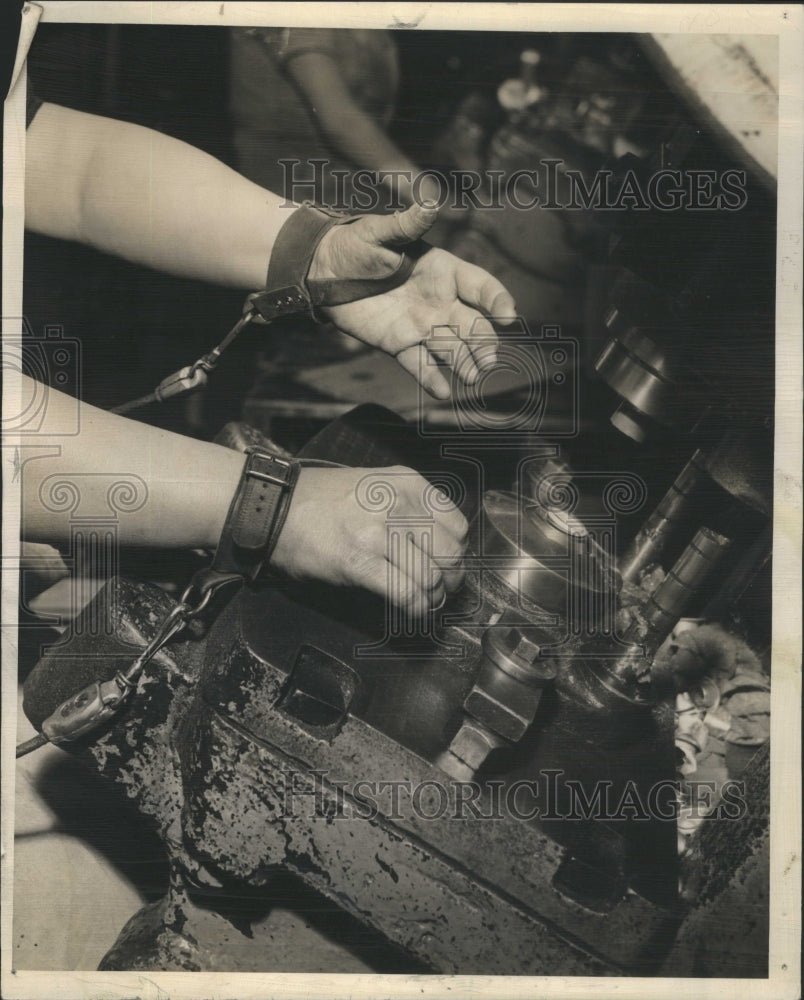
229,27,442,211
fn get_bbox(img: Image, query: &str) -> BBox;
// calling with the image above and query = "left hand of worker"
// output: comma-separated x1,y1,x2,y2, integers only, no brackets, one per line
310,204,518,399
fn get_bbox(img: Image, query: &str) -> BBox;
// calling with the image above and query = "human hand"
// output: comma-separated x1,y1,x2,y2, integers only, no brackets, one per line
309,204,517,399
269,465,468,616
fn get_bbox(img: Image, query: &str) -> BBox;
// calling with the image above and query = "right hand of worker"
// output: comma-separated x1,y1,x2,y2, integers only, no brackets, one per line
270,466,468,616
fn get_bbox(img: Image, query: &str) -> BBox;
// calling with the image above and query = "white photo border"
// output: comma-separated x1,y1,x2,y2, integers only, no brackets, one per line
2,4,801,998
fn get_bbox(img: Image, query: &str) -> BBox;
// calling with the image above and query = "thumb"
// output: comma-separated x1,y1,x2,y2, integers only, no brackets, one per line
359,202,439,249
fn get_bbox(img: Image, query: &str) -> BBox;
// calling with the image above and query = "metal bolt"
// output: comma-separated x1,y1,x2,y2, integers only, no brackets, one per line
483,625,555,684
505,627,541,662
448,718,506,772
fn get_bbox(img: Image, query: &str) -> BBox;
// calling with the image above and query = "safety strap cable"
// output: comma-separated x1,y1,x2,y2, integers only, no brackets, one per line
110,306,257,416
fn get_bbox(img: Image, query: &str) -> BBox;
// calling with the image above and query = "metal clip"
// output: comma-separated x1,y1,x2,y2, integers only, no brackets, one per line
153,365,209,402
18,567,246,758
35,601,192,751
179,567,244,613
123,601,192,679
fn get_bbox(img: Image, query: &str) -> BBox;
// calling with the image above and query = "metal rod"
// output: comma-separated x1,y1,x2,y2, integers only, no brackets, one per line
640,525,732,644
620,450,708,583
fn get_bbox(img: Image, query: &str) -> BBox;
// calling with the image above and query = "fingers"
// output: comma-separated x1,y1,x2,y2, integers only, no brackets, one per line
435,309,501,378
400,475,468,597
351,471,467,616
380,255,504,392
390,529,446,616
395,344,451,400
427,517,467,594
400,316,499,395
456,312,499,371
275,465,466,618
452,256,518,324
357,202,439,249
357,549,433,619
426,325,483,387
356,547,442,620
396,324,498,398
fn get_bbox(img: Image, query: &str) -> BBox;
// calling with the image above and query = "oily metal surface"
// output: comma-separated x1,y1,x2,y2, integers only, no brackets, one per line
182,705,616,976
24,578,681,974
183,590,682,973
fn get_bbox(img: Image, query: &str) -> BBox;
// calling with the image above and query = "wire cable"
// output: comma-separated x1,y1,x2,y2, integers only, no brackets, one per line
16,733,48,758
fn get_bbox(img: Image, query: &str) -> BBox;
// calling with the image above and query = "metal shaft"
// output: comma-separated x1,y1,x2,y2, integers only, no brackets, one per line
620,450,708,584
636,525,732,645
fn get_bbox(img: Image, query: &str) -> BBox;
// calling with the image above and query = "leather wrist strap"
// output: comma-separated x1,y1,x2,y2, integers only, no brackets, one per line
212,448,301,581
246,202,424,325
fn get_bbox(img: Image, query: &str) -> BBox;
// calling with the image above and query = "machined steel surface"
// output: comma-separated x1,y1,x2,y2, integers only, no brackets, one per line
596,326,676,424
16,498,746,975
479,489,617,616
638,526,732,641
182,588,682,972
620,450,709,583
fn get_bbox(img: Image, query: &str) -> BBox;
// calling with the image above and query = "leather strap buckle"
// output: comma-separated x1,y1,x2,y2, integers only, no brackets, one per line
212,448,300,581
247,202,427,325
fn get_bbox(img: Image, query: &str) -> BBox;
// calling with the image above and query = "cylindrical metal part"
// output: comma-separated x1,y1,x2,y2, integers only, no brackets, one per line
640,526,732,641
610,402,649,443
519,49,541,88
578,526,734,707
595,328,675,424
620,450,708,583
480,491,617,617
437,717,507,781
702,522,772,622
449,618,560,767
594,307,710,438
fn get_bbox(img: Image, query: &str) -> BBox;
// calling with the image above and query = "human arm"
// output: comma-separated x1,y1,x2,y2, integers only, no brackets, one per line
20,375,247,550
25,104,516,397
20,377,466,613
282,50,439,208
25,103,283,290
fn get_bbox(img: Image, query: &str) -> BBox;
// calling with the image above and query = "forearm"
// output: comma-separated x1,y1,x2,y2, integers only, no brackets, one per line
317,109,419,192
330,122,428,207
25,104,289,289
19,377,245,551
285,52,427,207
